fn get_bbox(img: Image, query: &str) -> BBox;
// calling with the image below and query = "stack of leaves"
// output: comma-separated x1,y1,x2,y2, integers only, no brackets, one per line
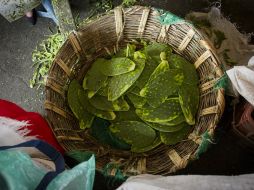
67,42,199,153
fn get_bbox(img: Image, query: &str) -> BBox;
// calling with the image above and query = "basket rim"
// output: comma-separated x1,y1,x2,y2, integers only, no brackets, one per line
45,5,225,176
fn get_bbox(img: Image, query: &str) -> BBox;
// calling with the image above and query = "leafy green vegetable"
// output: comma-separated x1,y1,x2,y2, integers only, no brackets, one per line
84,58,108,95
157,114,185,126
109,121,156,148
147,122,186,132
114,105,141,122
79,118,94,130
144,42,172,63
129,86,142,96
78,88,116,120
131,136,161,153
169,54,198,85
147,59,170,82
67,41,200,151
31,33,65,88
97,84,109,96
140,69,184,107
67,80,94,129
89,95,130,111
66,150,94,163
126,92,146,108
100,57,136,76
160,124,192,145
126,44,137,58
136,48,174,89
136,98,183,122
91,117,131,150
178,84,199,125
135,56,159,89
108,54,145,101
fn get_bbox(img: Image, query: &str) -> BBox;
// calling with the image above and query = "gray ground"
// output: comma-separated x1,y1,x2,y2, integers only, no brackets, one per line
0,16,55,114
0,0,253,185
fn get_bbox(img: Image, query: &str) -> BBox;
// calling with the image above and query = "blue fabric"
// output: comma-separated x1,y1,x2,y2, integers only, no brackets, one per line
37,0,58,24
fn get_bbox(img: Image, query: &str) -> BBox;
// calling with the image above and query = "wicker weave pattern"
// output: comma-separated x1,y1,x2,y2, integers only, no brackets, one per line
45,6,225,175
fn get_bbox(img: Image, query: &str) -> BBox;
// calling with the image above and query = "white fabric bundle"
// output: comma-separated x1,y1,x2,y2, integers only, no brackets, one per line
117,174,254,190
226,57,254,106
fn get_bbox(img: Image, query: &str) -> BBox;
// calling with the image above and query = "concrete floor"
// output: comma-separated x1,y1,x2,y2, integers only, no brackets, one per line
0,0,254,187
0,16,56,114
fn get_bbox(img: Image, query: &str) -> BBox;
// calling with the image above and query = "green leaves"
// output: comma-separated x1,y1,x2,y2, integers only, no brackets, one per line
126,92,146,108
100,57,136,76
67,41,200,152
84,58,108,95
144,42,172,63
114,105,141,122
140,69,184,108
108,56,145,101
135,57,158,89
31,33,65,88
147,59,170,82
78,89,116,120
160,124,192,145
67,80,94,129
157,113,186,126
131,136,161,153
136,98,183,122
109,121,156,149
169,54,198,85
91,117,131,150
178,84,199,125
147,122,186,133
89,95,130,111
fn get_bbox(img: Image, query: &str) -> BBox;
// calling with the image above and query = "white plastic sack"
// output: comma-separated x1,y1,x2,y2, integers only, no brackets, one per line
226,56,254,106
117,174,254,190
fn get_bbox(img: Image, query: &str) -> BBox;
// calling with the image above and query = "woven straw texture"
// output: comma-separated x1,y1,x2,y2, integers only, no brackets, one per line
45,6,225,176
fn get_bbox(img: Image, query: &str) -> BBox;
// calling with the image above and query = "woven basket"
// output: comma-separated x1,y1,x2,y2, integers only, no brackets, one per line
45,6,225,175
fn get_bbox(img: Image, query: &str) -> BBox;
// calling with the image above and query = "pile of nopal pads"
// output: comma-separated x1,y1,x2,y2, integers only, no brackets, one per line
68,41,199,153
